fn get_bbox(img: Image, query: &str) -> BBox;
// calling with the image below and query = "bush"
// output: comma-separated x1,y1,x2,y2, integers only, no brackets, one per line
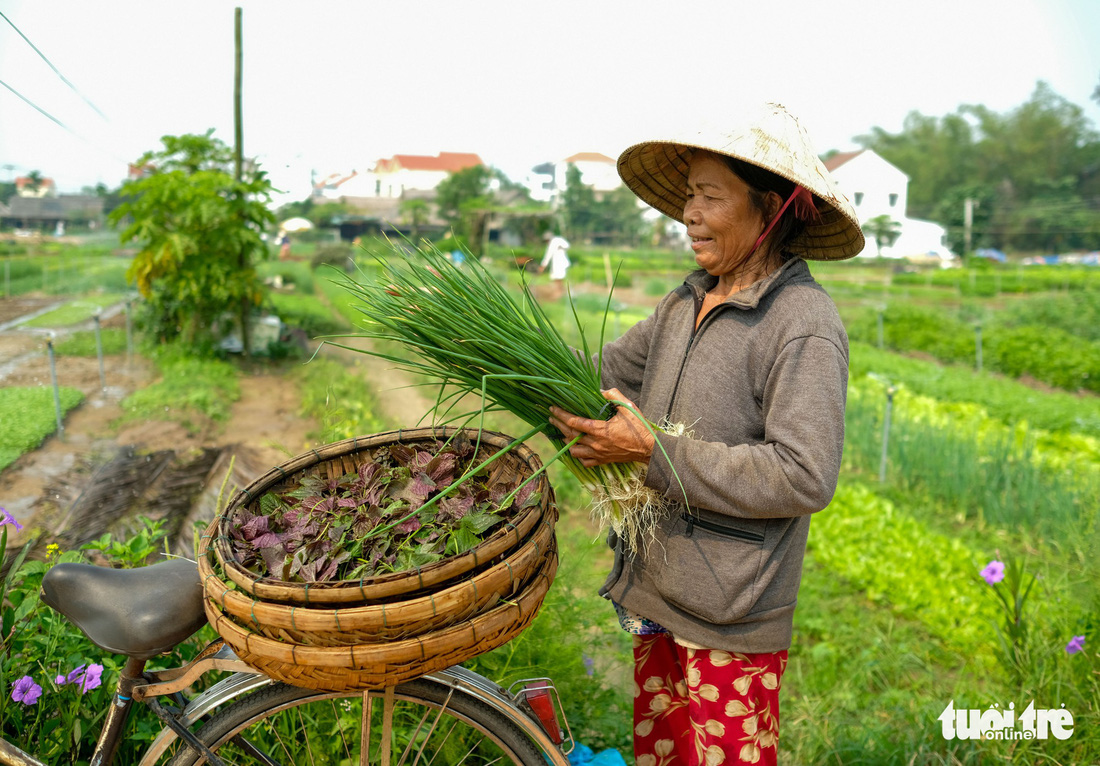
309,243,354,272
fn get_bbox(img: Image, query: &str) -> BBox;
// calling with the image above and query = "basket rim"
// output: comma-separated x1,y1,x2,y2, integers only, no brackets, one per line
199,514,556,634
212,427,552,603
206,546,558,669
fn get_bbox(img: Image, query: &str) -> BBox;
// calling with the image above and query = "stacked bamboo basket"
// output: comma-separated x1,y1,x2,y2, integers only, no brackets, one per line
199,427,558,691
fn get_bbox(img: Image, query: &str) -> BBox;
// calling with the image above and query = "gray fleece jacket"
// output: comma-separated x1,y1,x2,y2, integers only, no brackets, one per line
597,256,848,652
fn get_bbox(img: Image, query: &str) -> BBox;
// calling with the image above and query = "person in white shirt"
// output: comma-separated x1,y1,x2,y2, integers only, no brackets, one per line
539,233,571,282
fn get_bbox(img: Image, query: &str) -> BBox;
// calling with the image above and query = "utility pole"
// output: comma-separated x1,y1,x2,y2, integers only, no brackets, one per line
964,197,975,256
234,8,243,183
233,7,250,355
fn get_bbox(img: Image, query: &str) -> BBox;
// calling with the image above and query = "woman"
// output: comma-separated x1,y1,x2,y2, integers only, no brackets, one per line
549,104,864,765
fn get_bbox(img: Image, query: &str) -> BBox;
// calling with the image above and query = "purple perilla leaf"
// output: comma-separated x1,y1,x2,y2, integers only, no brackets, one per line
240,515,271,540
317,551,351,582
438,494,475,522
396,517,423,534
251,531,283,549
260,547,288,579
409,472,437,497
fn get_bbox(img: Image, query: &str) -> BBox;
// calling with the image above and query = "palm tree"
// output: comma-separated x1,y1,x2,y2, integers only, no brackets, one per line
862,215,902,256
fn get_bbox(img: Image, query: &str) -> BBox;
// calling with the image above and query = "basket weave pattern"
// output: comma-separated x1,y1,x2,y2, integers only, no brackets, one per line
201,428,558,691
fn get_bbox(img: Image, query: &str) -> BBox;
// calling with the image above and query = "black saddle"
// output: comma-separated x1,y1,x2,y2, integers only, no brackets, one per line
40,558,207,660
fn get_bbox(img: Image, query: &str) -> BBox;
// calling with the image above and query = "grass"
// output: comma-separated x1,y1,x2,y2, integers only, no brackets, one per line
2,247,131,297
21,293,127,327
267,292,349,338
117,347,240,433
292,357,393,442
52,328,127,357
0,386,84,471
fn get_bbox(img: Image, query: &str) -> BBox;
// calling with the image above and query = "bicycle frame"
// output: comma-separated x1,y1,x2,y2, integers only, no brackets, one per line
0,639,572,766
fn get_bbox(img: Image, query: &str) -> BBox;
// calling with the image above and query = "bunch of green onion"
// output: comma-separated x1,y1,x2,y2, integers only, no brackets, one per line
327,241,682,552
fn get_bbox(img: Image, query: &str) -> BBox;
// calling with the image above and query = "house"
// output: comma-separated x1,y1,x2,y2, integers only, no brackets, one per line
313,153,484,201
372,152,483,198
0,194,105,231
526,152,621,205
15,176,57,198
823,149,954,263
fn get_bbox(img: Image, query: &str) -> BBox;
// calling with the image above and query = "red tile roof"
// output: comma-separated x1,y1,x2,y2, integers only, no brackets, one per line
823,149,864,172
15,176,56,190
564,152,615,164
375,152,483,173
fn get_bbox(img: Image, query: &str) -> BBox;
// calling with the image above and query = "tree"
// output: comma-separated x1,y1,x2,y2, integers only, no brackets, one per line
561,165,645,246
855,82,1100,252
862,215,902,256
23,170,44,196
399,198,431,243
560,164,597,242
435,165,494,255
108,130,275,350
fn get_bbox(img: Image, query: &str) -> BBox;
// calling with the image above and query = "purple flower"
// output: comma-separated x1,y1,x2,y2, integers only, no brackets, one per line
1066,635,1086,655
11,676,42,705
56,664,86,687
980,560,1005,585
582,653,595,677
0,508,22,532
80,663,104,693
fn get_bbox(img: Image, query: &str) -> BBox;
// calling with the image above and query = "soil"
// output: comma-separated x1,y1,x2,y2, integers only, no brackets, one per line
0,291,330,553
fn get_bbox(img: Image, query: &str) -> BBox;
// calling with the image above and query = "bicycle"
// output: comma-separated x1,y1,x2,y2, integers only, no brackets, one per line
0,557,574,766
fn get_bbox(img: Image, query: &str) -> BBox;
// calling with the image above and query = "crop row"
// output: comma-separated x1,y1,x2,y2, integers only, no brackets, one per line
844,301,1100,394
844,374,1100,535
849,341,1100,436
0,387,84,471
892,264,1099,296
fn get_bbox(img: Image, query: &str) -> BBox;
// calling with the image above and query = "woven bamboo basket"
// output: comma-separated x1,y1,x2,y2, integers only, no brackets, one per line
213,428,554,605
205,545,558,691
198,510,556,644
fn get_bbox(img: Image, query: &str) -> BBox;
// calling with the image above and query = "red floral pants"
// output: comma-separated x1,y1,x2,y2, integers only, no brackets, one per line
632,634,787,766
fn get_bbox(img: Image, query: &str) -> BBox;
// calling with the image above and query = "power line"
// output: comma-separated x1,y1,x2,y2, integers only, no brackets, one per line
0,78,71,133
0,10,107,120
0,78,130,166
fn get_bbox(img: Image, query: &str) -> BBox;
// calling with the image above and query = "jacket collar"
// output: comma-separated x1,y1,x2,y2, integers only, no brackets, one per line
684,255,807,311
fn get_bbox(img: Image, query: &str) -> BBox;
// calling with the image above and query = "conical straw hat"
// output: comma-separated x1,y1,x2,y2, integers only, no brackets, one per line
617,103,865,260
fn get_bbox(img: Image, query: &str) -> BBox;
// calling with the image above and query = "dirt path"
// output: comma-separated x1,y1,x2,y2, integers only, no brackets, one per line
319,337,436,426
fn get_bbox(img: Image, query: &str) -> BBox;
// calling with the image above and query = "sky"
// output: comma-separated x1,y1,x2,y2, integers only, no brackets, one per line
1,0,1099,205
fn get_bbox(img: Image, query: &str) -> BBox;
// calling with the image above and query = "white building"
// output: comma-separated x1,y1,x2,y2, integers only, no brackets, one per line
313,152,483,200
824,149,955,263
527,152,622,205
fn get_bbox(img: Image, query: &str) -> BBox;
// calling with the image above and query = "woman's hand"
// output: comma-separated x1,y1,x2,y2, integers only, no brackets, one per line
548,388,655,467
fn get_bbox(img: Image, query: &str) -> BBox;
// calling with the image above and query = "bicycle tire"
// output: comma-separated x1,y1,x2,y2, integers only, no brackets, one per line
165,678,550,766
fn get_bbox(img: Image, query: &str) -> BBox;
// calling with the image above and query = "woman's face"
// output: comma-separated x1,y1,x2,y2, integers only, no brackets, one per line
683,151,768,277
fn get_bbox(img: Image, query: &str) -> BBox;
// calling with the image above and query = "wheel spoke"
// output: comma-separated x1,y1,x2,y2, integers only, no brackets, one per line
395,697,439,766
407,688,455,766
423,719,462,766
226,733,282,766
169,679,550,766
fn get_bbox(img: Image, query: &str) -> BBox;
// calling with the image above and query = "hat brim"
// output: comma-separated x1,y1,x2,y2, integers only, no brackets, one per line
618,140,865,261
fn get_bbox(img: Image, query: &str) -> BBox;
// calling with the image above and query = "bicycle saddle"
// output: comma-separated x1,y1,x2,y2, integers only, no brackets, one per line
40,558,207,660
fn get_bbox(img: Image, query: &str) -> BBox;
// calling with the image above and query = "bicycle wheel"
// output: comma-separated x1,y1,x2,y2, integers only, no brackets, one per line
166,678,549,766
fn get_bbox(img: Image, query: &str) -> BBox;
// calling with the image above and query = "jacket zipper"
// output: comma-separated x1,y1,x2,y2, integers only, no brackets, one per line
680,512,765,543
664,286,732,422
